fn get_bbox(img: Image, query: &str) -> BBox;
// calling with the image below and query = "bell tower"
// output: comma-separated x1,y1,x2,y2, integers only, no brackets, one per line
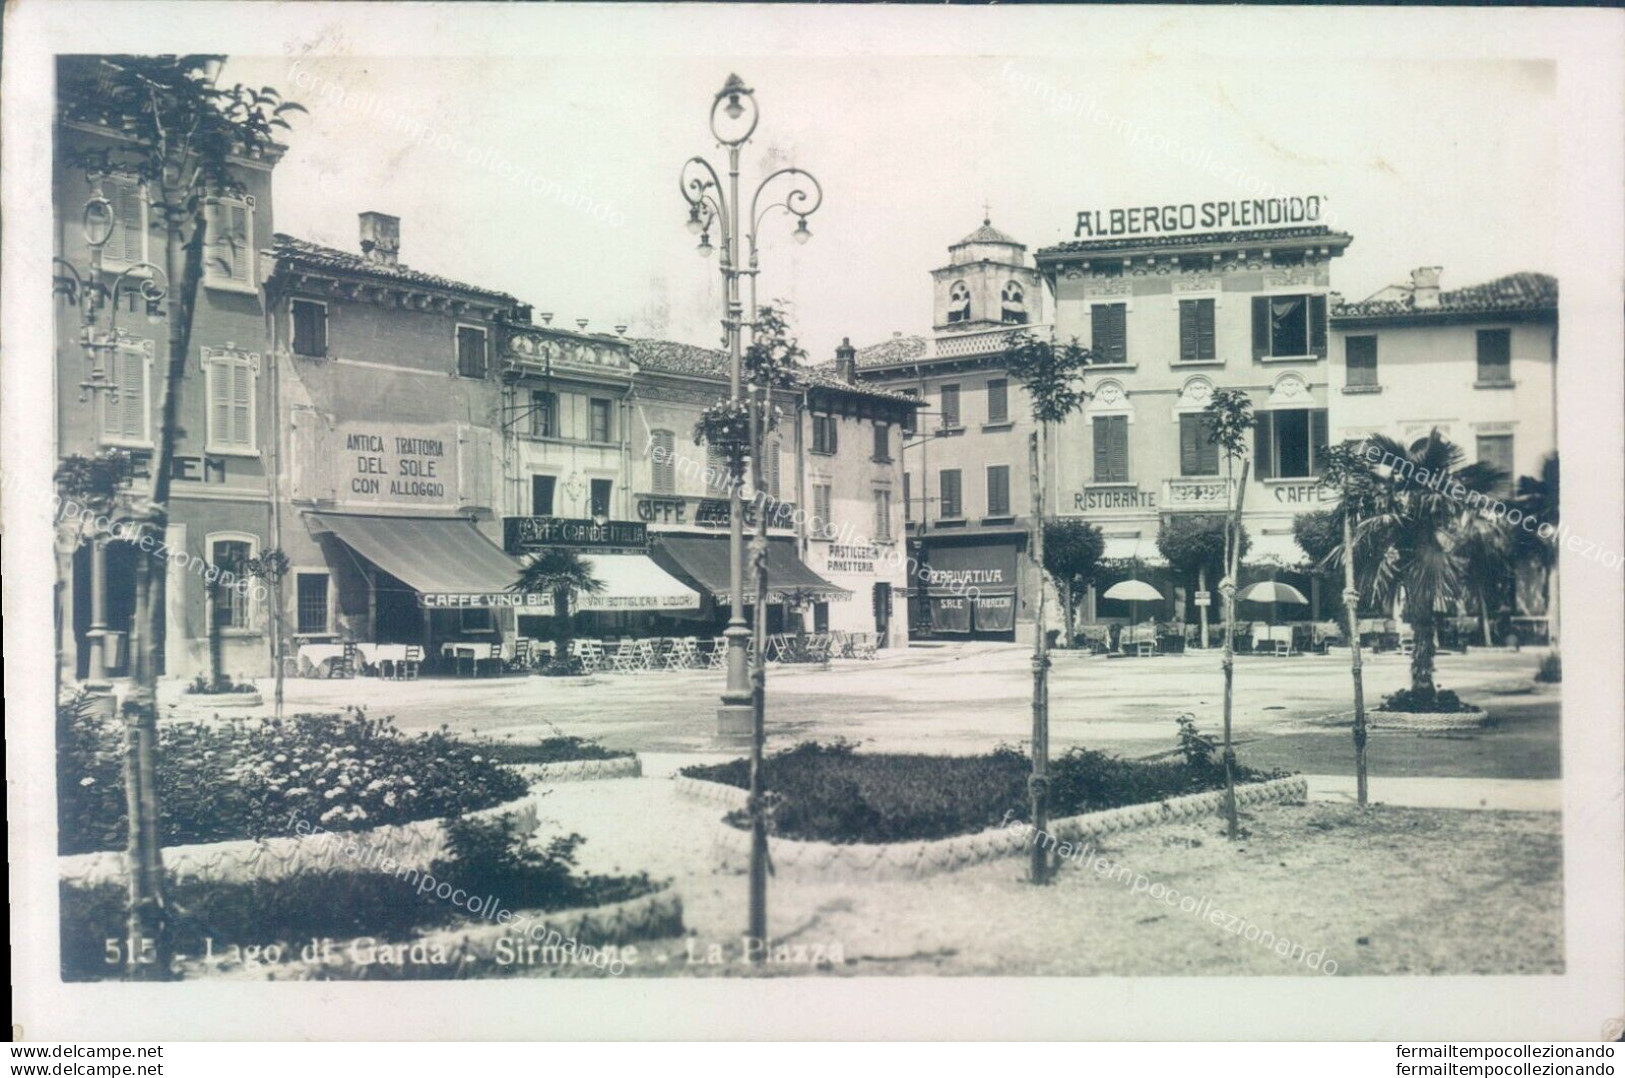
930,217,1044,333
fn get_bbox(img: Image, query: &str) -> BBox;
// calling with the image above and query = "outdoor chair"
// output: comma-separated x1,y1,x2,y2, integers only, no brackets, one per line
1266,625,1296,657
849,632,879,660
634,638,660,671
608,639,642,673
506,638,532,674
765,633,795,663
331,642,359,679
805,633,833,664
706,637,728,670
399,645,422,680
572,639,605,674
1397,624,1416,656
664,637,700,670
830,629,853,659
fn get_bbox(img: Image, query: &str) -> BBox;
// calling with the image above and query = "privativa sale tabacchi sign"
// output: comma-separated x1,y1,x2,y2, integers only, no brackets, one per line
1074,196,1327,239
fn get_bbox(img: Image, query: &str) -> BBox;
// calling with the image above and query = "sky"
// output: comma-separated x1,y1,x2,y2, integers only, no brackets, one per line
225,49,1557,362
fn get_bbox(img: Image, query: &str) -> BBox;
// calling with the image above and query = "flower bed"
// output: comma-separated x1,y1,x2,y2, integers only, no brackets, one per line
465,736,632,766
61,813,665,981
678,736,1284,846
680,773,1308,881
58,700,529,855
1368,687,1489,731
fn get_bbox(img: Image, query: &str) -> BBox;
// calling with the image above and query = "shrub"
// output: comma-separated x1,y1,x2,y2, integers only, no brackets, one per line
186,674,258,695
464,736,631,766
682,729,1285,845
1378,687,1476,714
57,703,530,855
60,818,659,980
1535,652,1561,683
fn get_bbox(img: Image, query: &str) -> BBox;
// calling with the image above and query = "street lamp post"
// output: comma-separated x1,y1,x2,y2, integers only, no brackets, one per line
680,74,822,958
54,174,170,683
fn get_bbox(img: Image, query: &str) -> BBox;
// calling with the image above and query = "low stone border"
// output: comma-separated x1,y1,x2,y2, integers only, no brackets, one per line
681,775,1308,881
674,773,750,810
514,755,642,784
1368,708,1490,731
238,888,685,980
59,792,541,888
177,690,263,709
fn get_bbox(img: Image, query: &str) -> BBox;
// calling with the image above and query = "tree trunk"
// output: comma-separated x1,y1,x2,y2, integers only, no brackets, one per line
1220,460,1250,840
121,197,205,980
1060,579,1073,650
1197,564,1210,649
1478,585,1494,648
207,578,224,689
1028,425,1051,883
1342,513,1368,808
1410,611,1438,698
553,588,572,662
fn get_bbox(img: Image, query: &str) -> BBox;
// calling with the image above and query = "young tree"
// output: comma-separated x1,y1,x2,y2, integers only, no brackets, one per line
1156,514,1248,649
1315,442,1383,807
59,55,302,977
242,548,290,716
1043,518,1105,646
511,549,605,672
1003,330,1092,884
1355,431,1503,701
1201,386,1254,840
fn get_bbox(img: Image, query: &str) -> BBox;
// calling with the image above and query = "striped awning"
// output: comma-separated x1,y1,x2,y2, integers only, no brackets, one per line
309,513,523,600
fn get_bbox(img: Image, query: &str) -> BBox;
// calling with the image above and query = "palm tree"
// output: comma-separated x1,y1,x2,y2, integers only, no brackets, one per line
1355,431,1503,700
1456,517,1515,647
1514,453,1560,643
511,549,604,672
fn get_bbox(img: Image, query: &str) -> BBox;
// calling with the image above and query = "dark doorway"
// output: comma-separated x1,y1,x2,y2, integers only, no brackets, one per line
373,569,422,644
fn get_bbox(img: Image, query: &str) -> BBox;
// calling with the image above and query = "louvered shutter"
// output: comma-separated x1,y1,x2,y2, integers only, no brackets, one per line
209,361,231,447
1197,299,1216,360
1310,410,1329,474
113,345,145,440
1309,294,1328,357
1179,301,1198,361
1093,416,1111,482
1179,414,1200,476
289,410,323,501
768,439,781,498
1252,296,1270,359
1108,416,1128,482
112,180,145,263
652,431,675,493
231,360,252,446
1255,412,1273,479
987,379,1008,423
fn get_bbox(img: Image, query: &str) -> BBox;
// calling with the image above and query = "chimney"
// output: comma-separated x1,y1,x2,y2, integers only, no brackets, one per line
1410,266,1442,310
359,212,400,266
835,337,857,383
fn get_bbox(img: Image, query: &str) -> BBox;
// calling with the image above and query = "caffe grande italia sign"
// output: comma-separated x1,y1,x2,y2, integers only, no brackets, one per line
1074,197,1326,239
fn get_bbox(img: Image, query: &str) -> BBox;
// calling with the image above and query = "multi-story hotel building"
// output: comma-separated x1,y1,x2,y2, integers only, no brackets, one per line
54,57,286,684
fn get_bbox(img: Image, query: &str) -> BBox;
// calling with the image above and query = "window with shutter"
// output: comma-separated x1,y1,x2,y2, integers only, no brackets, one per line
104,340,151,444
1179,299,1216,362
531,475,556,515
874,489,892,540
1254,411,1274,478
939,385,961,428
1092,415,1128,483
295,573,330,635
530,390,557,437
204,350,257,451
208,537,255,630
1309,409,1329,475
939,469,962,519
813,484,832,538
1309,294,1328,357
651,430,676,493
872,422,890,462
900,389,919,434
1476,434,1514,484
457,326,489,379
986,465,1011,516
204,197,255,286
104,176,148,265
1345,335,1378,386
767,438,782,498
903,473,912,520
706,445,729,492
1252,296,1270,360
589,398,612,443
1092,304,1127,364
291,300,327,358
1476,330,1512,384
1179,300,1198,361
1179,414,1219,477
986,379,1009,424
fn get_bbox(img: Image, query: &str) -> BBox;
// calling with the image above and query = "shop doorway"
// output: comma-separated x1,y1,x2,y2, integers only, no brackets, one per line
873,583,891,645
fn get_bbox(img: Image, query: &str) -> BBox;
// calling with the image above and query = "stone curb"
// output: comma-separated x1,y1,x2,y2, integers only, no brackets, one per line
1367,708,1490,731
515,755,642,784
678,775,1308,882
59,792,541,889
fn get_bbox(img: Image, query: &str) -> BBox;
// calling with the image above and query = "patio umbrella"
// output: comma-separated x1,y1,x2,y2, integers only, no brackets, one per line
1237,580,1310,628
1102,578,1165,627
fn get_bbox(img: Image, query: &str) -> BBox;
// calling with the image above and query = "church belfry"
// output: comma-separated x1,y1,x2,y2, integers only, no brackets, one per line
930,218,1044,333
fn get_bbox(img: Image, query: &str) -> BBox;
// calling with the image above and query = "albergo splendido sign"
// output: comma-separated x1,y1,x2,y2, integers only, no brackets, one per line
1074,196,1326,238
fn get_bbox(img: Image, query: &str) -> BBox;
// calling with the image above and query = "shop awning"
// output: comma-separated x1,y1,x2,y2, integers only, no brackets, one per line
577,553,701,612
1243,531,1310,569
309,513,526,605
652,535,851,604
1101,534,1166,566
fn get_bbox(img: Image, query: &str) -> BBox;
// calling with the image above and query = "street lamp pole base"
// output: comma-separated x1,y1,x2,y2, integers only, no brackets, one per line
717,703,754,740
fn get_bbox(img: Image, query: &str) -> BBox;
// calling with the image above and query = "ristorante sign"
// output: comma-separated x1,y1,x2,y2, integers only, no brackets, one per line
1074,197,1326,238
503,516,647,553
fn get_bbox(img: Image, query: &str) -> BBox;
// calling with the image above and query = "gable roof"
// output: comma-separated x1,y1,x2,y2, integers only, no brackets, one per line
269,234,518,305
1334,272,1557,321
626,337,729,378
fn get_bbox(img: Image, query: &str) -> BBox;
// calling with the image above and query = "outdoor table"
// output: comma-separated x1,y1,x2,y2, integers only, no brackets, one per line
356,643,410,677
297,643,347,678
440,641,498,677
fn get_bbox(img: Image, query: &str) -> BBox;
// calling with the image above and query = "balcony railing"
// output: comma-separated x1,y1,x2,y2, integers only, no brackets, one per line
1161,477,1235,513
928,322,1052,360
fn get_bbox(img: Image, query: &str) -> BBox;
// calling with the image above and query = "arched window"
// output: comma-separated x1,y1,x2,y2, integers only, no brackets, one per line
1001,280,1028,324
650,429,676,493
947,280,971,324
